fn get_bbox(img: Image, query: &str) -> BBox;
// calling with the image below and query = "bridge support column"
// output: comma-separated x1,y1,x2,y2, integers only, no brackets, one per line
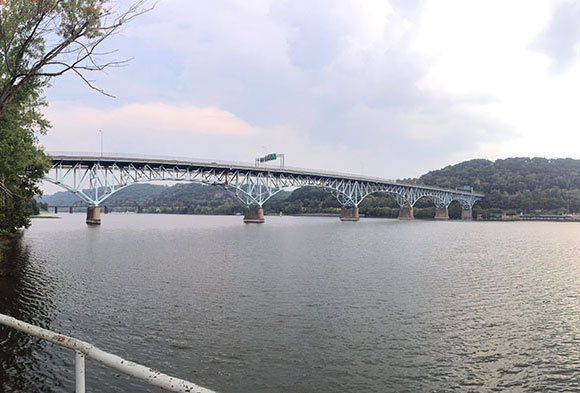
435,207,449,220
86,206,101,225
244,207,264,224
69,206,73,214
340,207,359,222
54,206,58,214
398,207,414,220
461,209,473,220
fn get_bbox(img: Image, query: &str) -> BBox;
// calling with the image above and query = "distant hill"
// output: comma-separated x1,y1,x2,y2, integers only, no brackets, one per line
40,157,580,217
41,183,168,206
420,157,580,214
40,183,291,215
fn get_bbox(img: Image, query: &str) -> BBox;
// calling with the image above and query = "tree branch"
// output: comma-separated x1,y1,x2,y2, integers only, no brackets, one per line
0,0,153,117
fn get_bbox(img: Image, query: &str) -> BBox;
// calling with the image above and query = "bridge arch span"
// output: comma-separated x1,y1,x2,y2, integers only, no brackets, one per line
47,153,484,224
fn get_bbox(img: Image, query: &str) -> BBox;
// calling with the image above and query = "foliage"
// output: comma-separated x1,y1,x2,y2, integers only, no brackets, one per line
420,157,580,214
277,187,339,215
43,183,250,215
0,68,49,232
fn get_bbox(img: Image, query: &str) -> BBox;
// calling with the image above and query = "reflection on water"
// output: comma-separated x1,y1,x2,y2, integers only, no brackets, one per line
1,214,580,392
0,237,66,393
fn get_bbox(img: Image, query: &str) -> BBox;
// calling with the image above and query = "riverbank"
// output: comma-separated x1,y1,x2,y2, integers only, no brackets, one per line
497,214,580,222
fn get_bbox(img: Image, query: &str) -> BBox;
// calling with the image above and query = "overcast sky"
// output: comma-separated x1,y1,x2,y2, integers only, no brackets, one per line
40,0,580,182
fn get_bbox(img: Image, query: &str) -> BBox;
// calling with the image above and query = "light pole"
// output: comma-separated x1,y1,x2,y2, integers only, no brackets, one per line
259,145,267,167
98,130,103,158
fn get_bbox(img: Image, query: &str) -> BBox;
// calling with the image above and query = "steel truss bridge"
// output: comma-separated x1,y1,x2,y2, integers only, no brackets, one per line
46,153,484,223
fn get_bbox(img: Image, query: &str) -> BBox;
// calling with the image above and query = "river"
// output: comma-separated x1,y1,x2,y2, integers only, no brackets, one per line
1,214,580,392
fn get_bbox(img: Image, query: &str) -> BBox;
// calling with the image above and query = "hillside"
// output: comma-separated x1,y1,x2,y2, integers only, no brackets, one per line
41,184,167,206
41,183,291,215
420,157,580,214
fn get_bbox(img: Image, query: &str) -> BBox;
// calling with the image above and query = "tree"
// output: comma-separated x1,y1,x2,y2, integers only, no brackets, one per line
0,60,49,232
0,0,149,232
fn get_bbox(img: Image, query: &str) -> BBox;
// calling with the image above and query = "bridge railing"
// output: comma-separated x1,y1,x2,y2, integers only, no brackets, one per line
0,313,217,393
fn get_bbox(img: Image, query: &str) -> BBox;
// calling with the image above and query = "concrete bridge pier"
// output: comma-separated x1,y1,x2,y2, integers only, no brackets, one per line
86,206,101,225
435,207,449,220
461,209,473,220
54,206,58,214
340,207,359,222
398,207,414,220
244,207,264,224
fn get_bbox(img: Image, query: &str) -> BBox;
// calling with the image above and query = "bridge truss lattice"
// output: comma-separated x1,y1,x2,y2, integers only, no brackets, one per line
46,155,483,211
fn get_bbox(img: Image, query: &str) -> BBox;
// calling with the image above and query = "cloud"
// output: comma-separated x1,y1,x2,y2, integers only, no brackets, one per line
410,0,580,164
43,1,518,178
44,102,261,137
40,0,580,186
531,0,580,73
40,101,372,174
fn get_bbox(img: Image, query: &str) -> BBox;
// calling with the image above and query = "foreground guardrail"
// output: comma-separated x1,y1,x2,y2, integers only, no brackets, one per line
0,313,217,393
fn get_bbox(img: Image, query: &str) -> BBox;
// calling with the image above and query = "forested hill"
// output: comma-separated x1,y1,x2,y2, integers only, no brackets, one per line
40,183,265,215
420,157,580,213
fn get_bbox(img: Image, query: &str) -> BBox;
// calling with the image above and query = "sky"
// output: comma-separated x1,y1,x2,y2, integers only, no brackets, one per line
39,0,580,183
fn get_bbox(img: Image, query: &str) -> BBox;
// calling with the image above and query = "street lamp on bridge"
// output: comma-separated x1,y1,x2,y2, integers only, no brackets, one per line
98,130,103,158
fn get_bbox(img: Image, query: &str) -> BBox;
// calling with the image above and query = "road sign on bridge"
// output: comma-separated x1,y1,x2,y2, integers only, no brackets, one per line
255,153,285,168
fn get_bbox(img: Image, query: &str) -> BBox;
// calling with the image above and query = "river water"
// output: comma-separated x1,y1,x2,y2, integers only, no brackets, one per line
1,214,580,392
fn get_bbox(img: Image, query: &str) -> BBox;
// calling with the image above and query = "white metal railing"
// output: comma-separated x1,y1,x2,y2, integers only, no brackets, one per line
0,313,218,393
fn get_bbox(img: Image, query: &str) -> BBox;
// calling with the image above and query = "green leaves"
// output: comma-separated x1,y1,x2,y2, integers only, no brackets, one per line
0,112,50,232
420,157,580,213
58,0,106,39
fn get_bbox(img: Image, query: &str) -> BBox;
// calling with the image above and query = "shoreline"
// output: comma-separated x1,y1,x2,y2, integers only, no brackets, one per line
34,211,580,223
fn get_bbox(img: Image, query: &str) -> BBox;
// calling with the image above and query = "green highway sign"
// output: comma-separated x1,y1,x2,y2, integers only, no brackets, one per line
265,153,277,161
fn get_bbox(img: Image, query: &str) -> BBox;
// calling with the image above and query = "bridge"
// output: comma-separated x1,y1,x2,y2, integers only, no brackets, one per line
46,152,484,224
